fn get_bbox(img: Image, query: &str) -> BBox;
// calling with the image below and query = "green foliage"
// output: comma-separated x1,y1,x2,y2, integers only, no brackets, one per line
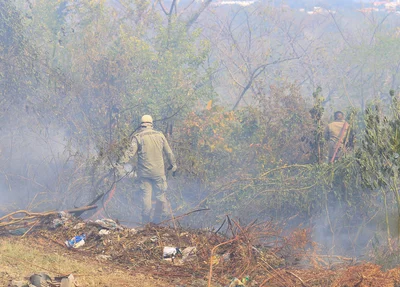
357,95,400,192
19,0,213,157
0,0,23,52
0,0,37,111
309,86,325,163
3,0,400,265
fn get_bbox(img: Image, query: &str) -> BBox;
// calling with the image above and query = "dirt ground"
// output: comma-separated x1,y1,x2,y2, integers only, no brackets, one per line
3,212,400,287
0,237,168,287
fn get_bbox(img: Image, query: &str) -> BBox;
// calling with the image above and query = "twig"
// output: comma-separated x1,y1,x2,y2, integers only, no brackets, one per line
286,271,309,287
214,217,227,234
21,220,39,237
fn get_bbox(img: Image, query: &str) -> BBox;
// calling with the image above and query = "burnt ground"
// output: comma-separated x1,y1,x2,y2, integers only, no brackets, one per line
2,212,400,287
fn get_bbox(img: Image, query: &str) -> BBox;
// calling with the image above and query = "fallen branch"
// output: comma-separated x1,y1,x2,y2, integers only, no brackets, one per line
0,205,97,230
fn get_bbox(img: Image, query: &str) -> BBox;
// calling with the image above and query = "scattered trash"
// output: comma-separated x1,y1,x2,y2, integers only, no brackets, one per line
52,211,72,229
1,211,332,286
163,246,182,261
65,234,86,248
99,229,110,235
51,219,64,229
91,218,123,230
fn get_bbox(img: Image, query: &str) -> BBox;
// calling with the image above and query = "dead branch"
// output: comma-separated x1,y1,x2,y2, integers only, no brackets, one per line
0,205,97,230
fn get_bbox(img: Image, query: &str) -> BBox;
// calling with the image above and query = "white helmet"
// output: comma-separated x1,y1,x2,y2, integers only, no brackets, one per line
141,114,153,124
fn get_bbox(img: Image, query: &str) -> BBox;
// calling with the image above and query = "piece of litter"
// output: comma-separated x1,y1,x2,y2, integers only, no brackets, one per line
99,229,110,235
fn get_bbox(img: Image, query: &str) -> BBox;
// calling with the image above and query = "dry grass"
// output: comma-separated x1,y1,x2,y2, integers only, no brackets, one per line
0,237,165,287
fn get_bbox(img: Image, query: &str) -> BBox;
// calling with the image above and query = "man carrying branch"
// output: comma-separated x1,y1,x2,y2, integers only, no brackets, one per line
324,111,350,163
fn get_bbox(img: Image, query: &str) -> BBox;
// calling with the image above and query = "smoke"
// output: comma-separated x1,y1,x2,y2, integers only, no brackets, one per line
311,202,378,258
0,121,70,212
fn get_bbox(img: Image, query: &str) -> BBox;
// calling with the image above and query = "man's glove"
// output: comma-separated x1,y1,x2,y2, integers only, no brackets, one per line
123,163,136,178
168,165,178,176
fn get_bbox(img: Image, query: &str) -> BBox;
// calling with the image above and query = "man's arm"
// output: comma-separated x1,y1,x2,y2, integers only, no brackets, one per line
162,135,177,172
119,136,139,164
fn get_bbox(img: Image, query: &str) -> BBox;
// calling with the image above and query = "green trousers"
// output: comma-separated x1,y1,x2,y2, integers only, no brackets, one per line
139,176,169,223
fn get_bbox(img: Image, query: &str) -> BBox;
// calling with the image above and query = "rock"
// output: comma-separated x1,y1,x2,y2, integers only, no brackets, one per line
60,274,75,287
29,273,51,287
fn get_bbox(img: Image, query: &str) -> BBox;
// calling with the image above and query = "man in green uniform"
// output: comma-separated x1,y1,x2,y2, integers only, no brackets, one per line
120,115,177,223
324,111,349,163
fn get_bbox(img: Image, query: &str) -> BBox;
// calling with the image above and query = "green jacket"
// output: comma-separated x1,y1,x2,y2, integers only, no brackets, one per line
123,125,176,178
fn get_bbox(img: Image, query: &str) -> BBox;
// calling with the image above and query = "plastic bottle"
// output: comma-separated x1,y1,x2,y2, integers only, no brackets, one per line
65,234,86,248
